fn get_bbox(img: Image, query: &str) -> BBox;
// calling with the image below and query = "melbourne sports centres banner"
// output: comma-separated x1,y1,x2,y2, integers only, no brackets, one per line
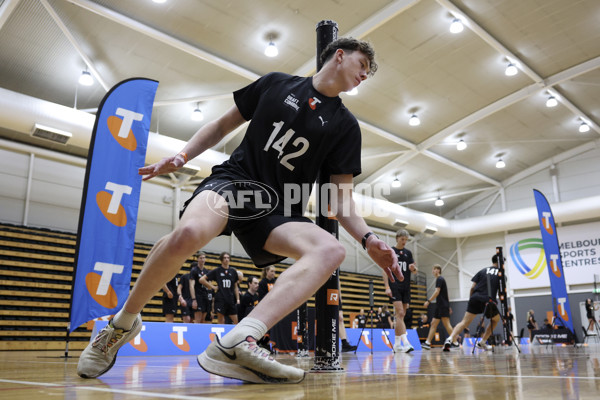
506,221,600,290
70,78,158,332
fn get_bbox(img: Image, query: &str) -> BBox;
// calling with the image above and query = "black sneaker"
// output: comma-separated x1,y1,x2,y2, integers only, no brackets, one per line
421,342,431,350
341,343,357,353
443,340,451,352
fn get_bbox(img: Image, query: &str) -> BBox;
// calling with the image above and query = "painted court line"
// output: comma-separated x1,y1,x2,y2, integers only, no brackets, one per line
0,378,234,400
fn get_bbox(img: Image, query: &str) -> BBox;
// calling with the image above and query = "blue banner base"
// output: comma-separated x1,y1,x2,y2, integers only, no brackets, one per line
91,321,422,356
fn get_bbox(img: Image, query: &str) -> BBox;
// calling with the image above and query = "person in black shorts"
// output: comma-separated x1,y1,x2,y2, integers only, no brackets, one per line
190,251,212,324
444,255,502,351
585,298,597,334
161,275,179,323
78,37,401,384
383,229,417,353
238,276,260,321
354,308,367,329
199,252,240,324
177,272,194,323
422,265,453,350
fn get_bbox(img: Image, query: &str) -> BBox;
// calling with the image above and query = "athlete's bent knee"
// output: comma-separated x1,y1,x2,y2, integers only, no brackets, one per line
318,240,346,270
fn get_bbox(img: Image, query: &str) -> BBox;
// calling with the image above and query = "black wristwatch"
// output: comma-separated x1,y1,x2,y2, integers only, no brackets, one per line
362,232,378,250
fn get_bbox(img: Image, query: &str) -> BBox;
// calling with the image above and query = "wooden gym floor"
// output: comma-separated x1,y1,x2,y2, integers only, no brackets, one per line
0,344,599,399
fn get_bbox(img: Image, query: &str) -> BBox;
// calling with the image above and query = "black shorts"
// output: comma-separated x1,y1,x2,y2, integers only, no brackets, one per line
180,299,194,317
388,285,410,304
433,304,450,319
182,176,312,267
162,295,178,316
467,297,499,318
214,298,237,316
196,292,211,313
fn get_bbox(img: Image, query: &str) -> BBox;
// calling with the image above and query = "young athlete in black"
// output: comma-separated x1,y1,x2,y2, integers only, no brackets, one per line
383,229,417,352
161,275,179,323
444,255,502,351
177,272,194,323
422,265,453,349
79,37,401,384
190,252,213,323
199,252,239,324
238,276,260,321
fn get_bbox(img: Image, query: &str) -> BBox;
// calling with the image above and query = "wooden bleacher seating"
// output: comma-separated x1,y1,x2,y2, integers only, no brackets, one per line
0,222,426,350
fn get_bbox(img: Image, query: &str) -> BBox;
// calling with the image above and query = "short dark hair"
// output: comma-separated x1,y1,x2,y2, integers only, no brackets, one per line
433,265,442,274
396,229,409,239
320,37,378,76
492,254,498,264
219,251,230,261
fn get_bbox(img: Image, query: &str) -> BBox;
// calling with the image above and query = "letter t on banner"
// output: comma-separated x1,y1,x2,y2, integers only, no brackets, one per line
532,189,575,336
69,78,159,332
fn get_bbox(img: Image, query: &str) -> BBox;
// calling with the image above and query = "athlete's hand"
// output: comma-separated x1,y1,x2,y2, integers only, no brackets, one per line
366,237,403,283
139,153,187,181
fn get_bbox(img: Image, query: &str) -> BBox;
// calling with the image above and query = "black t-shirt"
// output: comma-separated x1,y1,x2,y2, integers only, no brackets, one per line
205,266,239,303
164,275,178,298
391,246,414,290
178,273,193,301
356,314,367,328
190,265,211,298
435,276,449,308
209,72,362,217
258,277,276,301
378,311,392,329
238,291,259,320
471,266,500,302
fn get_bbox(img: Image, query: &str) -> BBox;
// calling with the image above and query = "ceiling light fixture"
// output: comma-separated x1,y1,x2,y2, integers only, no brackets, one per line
449,18,464,34
264,41,278,57
191,103,204,121
496,158,506,169
456,139,467,151
408,114,421,126
78,70,94,86
545,95,558,108
152,0,167,3
504,62,518,77
579,121,590,133
434,197,444,207
392,177,402,188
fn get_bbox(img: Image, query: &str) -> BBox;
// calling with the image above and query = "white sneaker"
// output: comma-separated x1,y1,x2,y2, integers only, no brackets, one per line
403,344,414,353
197,335,306,384
476,341,492,351
77,314,142,378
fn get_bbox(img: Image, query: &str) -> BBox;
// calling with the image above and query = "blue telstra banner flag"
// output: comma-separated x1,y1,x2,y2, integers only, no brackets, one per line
532,189,575,335
70,78,159,332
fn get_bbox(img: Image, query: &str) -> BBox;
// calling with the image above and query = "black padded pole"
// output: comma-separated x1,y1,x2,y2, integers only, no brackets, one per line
312,19,343,372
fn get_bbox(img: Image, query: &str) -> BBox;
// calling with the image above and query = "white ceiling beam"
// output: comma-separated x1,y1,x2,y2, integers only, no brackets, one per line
40,0,110,91
502,139,600,188
453,139,600,215
0,0,20,30
436,0,543,84
399,186,493,206
366,54,600,186
359,120,416,149
293,0,422,77
66,0,260,82
421,149,500,186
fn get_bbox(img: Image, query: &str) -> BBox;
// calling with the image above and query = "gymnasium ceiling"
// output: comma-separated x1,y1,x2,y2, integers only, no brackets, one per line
0,0,599,223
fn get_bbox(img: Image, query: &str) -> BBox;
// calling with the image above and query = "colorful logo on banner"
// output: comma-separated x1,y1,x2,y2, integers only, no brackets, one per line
510,238,547,279
70,78,158,332
533,189,574,334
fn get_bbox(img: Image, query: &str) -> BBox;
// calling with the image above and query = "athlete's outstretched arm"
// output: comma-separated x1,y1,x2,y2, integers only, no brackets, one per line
139,105,246,181
330,174,403,283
